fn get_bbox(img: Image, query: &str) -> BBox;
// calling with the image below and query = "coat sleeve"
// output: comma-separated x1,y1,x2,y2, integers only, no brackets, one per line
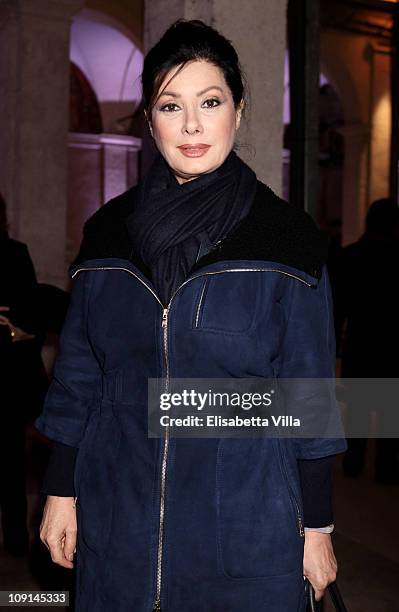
34,271,102,446
278,264,348,459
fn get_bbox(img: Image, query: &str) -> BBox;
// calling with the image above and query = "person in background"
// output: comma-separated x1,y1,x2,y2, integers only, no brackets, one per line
333,198,399,483
0,194,48,555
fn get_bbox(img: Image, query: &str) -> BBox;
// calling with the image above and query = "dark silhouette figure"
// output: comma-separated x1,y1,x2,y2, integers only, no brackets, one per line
0,195,49,555
333,198,399,483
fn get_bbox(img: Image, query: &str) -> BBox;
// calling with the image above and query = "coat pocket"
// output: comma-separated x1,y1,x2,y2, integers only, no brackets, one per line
215,438,303,580
192,273,261,334
75,408,122,558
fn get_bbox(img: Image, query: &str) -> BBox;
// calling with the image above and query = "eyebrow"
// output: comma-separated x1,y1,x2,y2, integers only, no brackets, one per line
158,85,224,98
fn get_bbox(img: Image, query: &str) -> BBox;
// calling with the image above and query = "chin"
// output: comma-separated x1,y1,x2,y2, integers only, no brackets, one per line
178,158,217,178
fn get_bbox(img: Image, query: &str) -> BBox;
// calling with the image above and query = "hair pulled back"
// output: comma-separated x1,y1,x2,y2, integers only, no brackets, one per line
141,19,247,120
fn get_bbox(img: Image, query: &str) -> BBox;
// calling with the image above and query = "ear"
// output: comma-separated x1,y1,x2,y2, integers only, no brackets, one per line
235,100,244,130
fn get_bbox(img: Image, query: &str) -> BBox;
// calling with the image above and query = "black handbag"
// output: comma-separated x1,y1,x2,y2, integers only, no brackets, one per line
305,578,348,611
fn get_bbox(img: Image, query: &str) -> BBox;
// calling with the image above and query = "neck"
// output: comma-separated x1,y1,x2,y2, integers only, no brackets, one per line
174,175,199,185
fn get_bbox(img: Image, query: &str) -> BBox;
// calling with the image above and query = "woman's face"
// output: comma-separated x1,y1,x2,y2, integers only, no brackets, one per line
148,60,243,184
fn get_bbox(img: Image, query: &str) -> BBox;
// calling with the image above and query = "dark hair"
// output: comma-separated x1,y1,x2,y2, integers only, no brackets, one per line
0,193,9,239
141,19,248,120
365,198,399,235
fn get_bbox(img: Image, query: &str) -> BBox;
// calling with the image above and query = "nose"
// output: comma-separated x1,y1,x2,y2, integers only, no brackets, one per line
182,106,203,136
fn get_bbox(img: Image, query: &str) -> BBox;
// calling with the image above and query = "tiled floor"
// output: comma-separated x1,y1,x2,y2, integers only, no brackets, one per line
0,432,398,611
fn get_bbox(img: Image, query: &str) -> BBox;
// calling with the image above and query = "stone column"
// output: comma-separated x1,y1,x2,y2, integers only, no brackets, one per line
143,0,287,195
0,0,84,288
287,0,320,217
67,133,141,264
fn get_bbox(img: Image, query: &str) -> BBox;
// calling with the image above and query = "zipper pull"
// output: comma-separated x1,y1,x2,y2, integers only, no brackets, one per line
161,308,168,328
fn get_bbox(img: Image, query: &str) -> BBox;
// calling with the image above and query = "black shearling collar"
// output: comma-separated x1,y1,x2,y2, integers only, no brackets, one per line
191,181,327,280
72,180,327,281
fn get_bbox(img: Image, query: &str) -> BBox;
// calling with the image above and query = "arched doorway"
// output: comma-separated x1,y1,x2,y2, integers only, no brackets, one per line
70,8,143,133
66,9,143,264
70,62,103,134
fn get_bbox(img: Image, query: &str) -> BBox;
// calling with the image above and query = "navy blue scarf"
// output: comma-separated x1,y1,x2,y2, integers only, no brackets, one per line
126,149,257,305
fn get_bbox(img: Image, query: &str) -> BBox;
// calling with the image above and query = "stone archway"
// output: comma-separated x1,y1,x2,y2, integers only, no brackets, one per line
70,8,143,134
67,9,143,264
70,62,103,134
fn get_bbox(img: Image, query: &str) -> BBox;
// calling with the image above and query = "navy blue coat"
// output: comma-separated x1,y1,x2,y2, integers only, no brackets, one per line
35,180,347,611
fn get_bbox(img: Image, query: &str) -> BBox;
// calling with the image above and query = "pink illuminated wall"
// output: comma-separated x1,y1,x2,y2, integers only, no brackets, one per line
67,9,143,263
70,9,143,133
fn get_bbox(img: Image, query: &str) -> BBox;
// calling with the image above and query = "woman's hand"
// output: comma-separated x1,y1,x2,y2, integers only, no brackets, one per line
303,531,337,601
39,496,77,569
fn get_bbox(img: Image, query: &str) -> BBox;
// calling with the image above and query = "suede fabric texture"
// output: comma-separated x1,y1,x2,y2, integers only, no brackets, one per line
35,179,347,611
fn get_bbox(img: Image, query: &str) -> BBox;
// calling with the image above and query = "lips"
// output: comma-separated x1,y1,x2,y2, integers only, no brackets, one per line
178,144,210,149
177,144,211,158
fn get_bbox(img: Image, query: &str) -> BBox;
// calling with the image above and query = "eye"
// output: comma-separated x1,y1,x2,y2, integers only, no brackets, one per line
159,102,180,112
202,98,221,108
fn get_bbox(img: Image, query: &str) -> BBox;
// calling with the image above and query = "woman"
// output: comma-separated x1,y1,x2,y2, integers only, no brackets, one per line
36,20,347,611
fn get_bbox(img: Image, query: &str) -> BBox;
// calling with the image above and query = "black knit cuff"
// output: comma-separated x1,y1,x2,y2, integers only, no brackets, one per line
298,455,336,527
40,442,78,497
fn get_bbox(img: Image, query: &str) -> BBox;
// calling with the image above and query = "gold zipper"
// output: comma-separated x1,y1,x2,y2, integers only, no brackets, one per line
298,513,304,537
194,278,209,327
277,441,305,538
71,266,163,306
71,265,315,291
152,309,170,612
71,263,315,610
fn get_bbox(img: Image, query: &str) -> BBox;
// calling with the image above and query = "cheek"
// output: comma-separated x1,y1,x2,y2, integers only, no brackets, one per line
153,119,175,145
213,109,237,136
152,124,178,161
212,116,237,151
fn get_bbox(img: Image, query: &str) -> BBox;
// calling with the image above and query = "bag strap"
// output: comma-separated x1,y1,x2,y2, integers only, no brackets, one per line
305,579,348,612
328,581,348,611
305,580,321,612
